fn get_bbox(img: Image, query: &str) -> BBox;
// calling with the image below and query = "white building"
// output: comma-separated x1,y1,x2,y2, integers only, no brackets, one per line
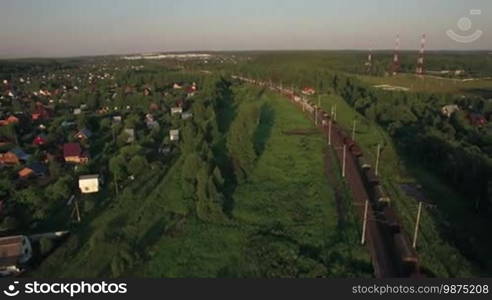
169,130,179,141
79,175,100,194
124,128,135,143
182,112,193,120
171,107,183,115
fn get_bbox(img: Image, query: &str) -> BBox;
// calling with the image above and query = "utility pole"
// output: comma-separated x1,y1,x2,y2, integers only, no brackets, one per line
412,201,423,249
352,119,357,140
314,106,318,126
72,199,81,223
328,120,332,146
375,144,381,176
361,199,369,245
334,104,337,121
342,144,347,178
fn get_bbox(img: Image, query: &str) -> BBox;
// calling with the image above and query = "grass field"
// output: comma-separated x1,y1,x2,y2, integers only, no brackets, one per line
138,89,371,277
358,74,492,97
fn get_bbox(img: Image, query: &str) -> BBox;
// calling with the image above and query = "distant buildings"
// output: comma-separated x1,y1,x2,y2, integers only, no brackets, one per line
301,87,316,96
171,107,183,115
122,53,212,60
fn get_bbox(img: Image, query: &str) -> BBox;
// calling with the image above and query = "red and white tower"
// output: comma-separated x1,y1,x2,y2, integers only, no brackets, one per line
416,34,426,76
390,34,400,76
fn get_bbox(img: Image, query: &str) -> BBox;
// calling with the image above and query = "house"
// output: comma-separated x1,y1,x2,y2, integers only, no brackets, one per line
123,128,135,143
149,103,159,111
113,116,122,124
0,235,32,276
63,143,88,164
0,115,19,126
123,86,134,95
31,103,52,121
0,152,19,165
170,129,179,141
0,137,12,148
74,128,92,140
173,83,183,89
441,105,460,118
158,146,171,154
79,175,100,194
33,134,47,146
24,162,47,177
61,121,76,128
18,168,34,179
73,108,82,115
301,87,316,96
469,113,487,127
171,107,183,115
10,147,30,161
182,111,193,120
143,87,152,96
186,83,198,97
145,114,159,129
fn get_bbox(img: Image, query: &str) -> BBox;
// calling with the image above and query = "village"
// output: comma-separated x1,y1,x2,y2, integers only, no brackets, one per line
0,59,201,276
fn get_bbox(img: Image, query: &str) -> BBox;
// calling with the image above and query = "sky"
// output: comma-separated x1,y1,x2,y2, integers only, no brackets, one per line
0,0,491,58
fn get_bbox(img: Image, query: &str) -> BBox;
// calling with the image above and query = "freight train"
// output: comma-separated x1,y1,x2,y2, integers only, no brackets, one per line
319,111,420,277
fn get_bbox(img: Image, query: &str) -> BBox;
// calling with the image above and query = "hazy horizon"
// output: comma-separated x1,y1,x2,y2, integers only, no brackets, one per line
1,0,491,59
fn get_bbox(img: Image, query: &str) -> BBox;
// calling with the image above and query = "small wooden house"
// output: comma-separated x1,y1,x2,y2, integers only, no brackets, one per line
79,175,100,194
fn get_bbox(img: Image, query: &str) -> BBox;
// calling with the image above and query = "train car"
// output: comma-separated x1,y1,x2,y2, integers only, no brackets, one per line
382,206,401,234
394,232,419,276
374,185,391,204
349,144,363,157
363,168,379,186
357,156,371,170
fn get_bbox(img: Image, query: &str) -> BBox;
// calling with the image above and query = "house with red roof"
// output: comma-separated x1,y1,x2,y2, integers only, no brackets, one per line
301,87,316,96
63,143,88,164
33,134,47,146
